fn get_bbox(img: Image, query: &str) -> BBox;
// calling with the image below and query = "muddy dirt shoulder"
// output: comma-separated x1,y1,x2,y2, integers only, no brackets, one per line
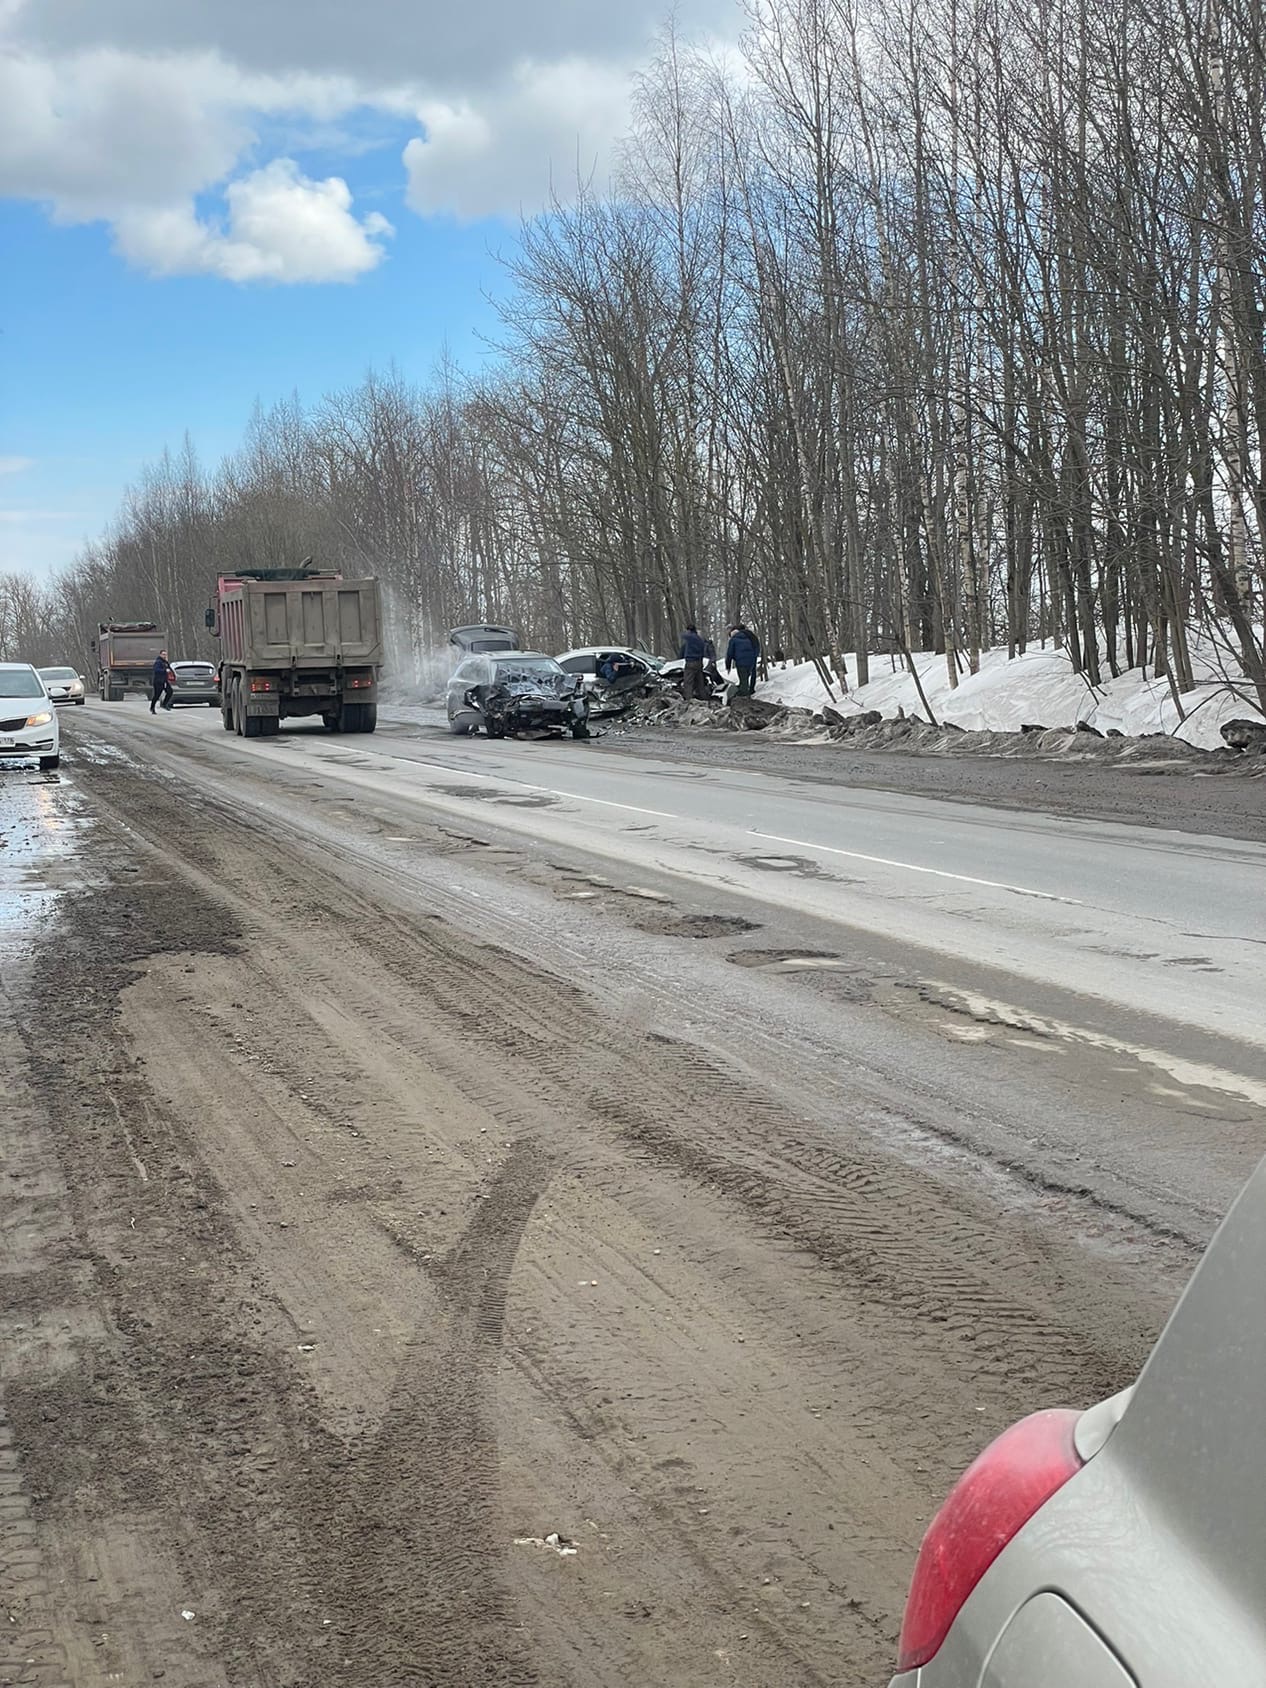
596,725,1266,841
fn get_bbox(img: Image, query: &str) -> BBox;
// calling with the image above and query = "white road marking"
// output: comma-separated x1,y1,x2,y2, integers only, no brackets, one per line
748,829,1083,904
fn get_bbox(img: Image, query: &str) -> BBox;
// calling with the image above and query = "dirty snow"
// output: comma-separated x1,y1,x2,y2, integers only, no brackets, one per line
757,643,1265,751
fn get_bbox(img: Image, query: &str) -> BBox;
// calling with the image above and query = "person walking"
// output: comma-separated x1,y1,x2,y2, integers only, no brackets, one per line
150,650,175,713
725,623,761,697
680,624,708,702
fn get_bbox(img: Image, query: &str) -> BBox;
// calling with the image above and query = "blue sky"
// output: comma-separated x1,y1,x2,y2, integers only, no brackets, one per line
1,154,511,578
0,0,739,581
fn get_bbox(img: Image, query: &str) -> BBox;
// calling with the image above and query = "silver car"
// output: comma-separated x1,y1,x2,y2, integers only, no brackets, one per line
36,665,86,704
169,659,220,706
888,1154,1266,1685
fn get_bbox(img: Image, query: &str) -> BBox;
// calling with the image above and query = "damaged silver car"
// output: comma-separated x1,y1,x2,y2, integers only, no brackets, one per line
446,651,592,740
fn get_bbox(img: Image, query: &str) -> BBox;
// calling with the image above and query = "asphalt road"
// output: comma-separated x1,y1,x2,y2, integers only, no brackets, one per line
1,699,1263,1686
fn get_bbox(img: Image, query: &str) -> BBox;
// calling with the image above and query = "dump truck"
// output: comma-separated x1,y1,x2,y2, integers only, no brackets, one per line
208,567,383,737
92,622,168,701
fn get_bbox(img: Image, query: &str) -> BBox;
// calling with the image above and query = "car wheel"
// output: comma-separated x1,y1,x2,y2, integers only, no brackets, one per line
76,697,86,706
571,723,591,739
39,754,60,771
447,714,469,735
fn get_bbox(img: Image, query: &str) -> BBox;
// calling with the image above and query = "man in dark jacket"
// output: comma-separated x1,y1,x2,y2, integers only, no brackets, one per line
725,624,761,696
680,624,708,701
150,650,175,713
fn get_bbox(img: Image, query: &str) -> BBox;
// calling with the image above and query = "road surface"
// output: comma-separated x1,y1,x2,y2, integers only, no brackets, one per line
2,700,1263,1687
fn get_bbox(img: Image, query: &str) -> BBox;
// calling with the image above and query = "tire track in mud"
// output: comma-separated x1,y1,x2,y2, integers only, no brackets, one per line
6,870,555,1687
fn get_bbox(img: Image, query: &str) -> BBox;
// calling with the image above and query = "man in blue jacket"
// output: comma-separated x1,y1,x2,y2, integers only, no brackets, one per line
150,650,175,713
680,624,708,701
725,624,761,697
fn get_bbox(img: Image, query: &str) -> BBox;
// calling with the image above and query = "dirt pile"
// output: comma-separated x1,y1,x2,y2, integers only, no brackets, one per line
620,693,1265,773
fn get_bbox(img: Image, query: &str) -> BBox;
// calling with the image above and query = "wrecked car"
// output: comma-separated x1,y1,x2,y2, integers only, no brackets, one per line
446,650,592,739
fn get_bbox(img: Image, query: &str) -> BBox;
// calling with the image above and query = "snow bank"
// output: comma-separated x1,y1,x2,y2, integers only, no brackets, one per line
757,644,1265,751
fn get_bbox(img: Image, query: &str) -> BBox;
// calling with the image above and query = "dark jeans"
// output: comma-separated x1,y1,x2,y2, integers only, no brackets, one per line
151,681,173,712
681,659,705,701
735,664,757,697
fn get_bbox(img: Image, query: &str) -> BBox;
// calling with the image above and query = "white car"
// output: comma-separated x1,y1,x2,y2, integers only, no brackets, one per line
0,663,61,770
37,665,87,704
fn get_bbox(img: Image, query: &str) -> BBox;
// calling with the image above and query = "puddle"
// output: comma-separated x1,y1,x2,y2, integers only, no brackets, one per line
0,775,94,961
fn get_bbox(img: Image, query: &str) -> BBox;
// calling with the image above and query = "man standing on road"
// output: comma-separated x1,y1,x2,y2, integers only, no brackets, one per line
150,650,175,713
680,624,708,701
725,624,761,697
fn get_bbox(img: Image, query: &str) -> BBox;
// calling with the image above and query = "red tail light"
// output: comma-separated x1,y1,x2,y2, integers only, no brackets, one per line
897,1409,1083,1672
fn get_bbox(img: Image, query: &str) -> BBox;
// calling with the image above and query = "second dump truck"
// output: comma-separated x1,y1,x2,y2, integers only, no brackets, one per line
93,621,168,701
208,567,383,737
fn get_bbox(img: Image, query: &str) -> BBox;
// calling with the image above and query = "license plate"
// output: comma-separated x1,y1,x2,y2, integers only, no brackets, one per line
0,737,14,748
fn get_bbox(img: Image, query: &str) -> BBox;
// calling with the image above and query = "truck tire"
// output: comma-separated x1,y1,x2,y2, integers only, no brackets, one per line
336,702,375,733
107,684,124,702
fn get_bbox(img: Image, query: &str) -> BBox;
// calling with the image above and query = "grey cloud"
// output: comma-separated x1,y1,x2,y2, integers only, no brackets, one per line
14,0,737,94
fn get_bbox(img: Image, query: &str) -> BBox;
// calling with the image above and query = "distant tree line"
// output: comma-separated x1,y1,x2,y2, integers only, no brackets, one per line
4,0,1263,712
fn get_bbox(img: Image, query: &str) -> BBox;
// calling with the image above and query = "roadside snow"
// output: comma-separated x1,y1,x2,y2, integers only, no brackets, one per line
757,644,1265,751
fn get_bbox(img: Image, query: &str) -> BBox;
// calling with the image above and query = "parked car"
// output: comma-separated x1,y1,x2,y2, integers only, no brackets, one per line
887,1151,1266,1687
0,663,60,770
447,651,591,739
36,665,86,705
169,659,220,706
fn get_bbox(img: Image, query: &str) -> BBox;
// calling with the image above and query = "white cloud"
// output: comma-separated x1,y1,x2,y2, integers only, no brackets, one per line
0,43,391,280
0,457,35,476
114,160,393,282
404,58,634,220
0,0,744,271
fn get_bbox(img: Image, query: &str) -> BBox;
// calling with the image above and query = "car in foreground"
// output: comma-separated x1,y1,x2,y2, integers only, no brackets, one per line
36,665,87,705
887,1151,1266,1686
447,651,591,739
0,663,61,770
169,659,220,706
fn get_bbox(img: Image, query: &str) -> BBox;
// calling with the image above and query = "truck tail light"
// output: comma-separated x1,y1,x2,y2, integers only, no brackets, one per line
347,676,371,688
250,678,274,693
897,1409,1083,1673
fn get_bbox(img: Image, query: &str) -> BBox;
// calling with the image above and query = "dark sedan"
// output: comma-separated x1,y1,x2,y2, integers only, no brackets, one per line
446,651,591,739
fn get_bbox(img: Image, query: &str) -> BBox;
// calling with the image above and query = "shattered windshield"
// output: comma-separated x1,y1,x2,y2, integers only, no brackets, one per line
493,658,563,682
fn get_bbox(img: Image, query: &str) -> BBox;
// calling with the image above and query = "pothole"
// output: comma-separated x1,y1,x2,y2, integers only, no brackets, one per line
636,913,759,939
728,949,848,971
739,854,831,879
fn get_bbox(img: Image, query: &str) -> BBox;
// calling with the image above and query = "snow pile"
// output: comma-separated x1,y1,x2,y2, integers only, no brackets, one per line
756,643,1265,751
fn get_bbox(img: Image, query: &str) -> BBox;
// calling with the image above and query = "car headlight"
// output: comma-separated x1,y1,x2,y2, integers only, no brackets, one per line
26,711,53,727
